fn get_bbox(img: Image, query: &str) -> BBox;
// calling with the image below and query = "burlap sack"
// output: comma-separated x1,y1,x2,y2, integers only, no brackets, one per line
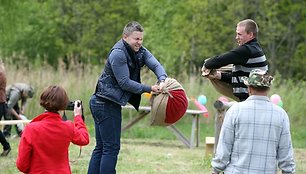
150,78,188,126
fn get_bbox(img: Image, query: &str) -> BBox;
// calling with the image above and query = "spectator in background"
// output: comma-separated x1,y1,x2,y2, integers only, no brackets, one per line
16,85,89,173
3,83,34,137
0,62,10,157
212,69,295,174
87,21,167,174
202,19,268,102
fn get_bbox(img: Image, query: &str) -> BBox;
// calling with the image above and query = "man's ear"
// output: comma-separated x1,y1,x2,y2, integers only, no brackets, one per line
248,32,255,39
123,34,128,40
247,86,252,95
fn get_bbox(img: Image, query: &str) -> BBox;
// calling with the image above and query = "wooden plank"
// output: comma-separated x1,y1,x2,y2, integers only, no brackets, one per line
122,105,151,112
206,137,215,144
186,109,206,115
123,105,206,115
121,111,150,132
167,125,191,148
0,120,31,125
121,105,207,148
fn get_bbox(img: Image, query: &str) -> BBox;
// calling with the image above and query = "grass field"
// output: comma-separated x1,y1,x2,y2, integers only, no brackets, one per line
1,136,306,174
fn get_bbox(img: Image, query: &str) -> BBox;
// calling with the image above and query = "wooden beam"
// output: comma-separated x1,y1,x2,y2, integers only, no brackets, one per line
0,120,31,125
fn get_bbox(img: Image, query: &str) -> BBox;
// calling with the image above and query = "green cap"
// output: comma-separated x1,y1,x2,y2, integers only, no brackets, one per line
243,69,273,87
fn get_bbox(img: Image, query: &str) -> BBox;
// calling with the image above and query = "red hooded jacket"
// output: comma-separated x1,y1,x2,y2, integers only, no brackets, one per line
16,112,89,174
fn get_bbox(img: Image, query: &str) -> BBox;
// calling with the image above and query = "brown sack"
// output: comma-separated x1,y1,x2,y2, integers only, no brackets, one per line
150,78,188,126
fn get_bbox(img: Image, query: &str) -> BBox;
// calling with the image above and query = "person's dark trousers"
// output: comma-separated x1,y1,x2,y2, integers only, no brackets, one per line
3,104,22,137
0,131,10,150
87,95,122,174
0,103,10,151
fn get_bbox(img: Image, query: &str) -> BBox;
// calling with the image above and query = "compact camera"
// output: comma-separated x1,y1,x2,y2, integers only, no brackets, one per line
63,100,85,121
66,100,82,111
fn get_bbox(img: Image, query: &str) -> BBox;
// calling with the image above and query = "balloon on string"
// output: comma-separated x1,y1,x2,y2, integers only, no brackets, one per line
218,96,229,104
193,98,209,117
277,100,283,108
270,94,281,104
197,95,207,105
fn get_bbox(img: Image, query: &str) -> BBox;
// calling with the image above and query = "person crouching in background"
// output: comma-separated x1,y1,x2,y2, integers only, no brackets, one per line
16,85,89,174
4,83,35,137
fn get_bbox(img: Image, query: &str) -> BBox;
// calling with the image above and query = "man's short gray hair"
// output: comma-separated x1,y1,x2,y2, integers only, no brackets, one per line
238,19,259,37
122,21,144,36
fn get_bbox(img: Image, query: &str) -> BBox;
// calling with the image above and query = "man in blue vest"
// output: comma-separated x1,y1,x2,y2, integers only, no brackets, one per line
87,21,167,174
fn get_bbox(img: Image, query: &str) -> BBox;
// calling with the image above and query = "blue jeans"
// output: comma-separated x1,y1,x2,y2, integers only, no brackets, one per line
87,95,122,174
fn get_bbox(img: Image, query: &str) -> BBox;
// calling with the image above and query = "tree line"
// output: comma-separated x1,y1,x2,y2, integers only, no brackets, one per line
0,0,305,80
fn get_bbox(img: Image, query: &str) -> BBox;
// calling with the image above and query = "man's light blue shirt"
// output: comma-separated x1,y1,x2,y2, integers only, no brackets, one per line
212,95,295,174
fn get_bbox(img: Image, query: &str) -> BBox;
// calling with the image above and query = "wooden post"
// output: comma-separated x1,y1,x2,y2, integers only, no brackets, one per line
213,100,236,154
210,99,237,174
205,136,215,157
213,100,226,154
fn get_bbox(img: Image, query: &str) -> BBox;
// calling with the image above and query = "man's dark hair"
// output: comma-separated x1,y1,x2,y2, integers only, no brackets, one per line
249,85,270,92
122,21,144,36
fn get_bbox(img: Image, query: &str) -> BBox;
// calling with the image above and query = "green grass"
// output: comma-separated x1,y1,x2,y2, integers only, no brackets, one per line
1,137,211,174
2,137,306,174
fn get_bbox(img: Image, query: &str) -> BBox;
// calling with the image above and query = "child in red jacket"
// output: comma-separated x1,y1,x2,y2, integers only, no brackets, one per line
16,85,89,174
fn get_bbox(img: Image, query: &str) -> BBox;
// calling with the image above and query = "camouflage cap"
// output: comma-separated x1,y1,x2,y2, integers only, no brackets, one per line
243,69,274,87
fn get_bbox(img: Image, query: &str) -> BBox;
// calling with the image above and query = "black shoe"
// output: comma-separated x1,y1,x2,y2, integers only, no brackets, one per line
1,148,11,157
3,132,11,139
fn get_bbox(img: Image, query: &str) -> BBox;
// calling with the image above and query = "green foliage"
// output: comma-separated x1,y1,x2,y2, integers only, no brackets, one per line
52,0,141,65
138,0,187,75
0,0,305,79
0,0,305,77
0,0,140,67
257,0,306,80
138,0,238,75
